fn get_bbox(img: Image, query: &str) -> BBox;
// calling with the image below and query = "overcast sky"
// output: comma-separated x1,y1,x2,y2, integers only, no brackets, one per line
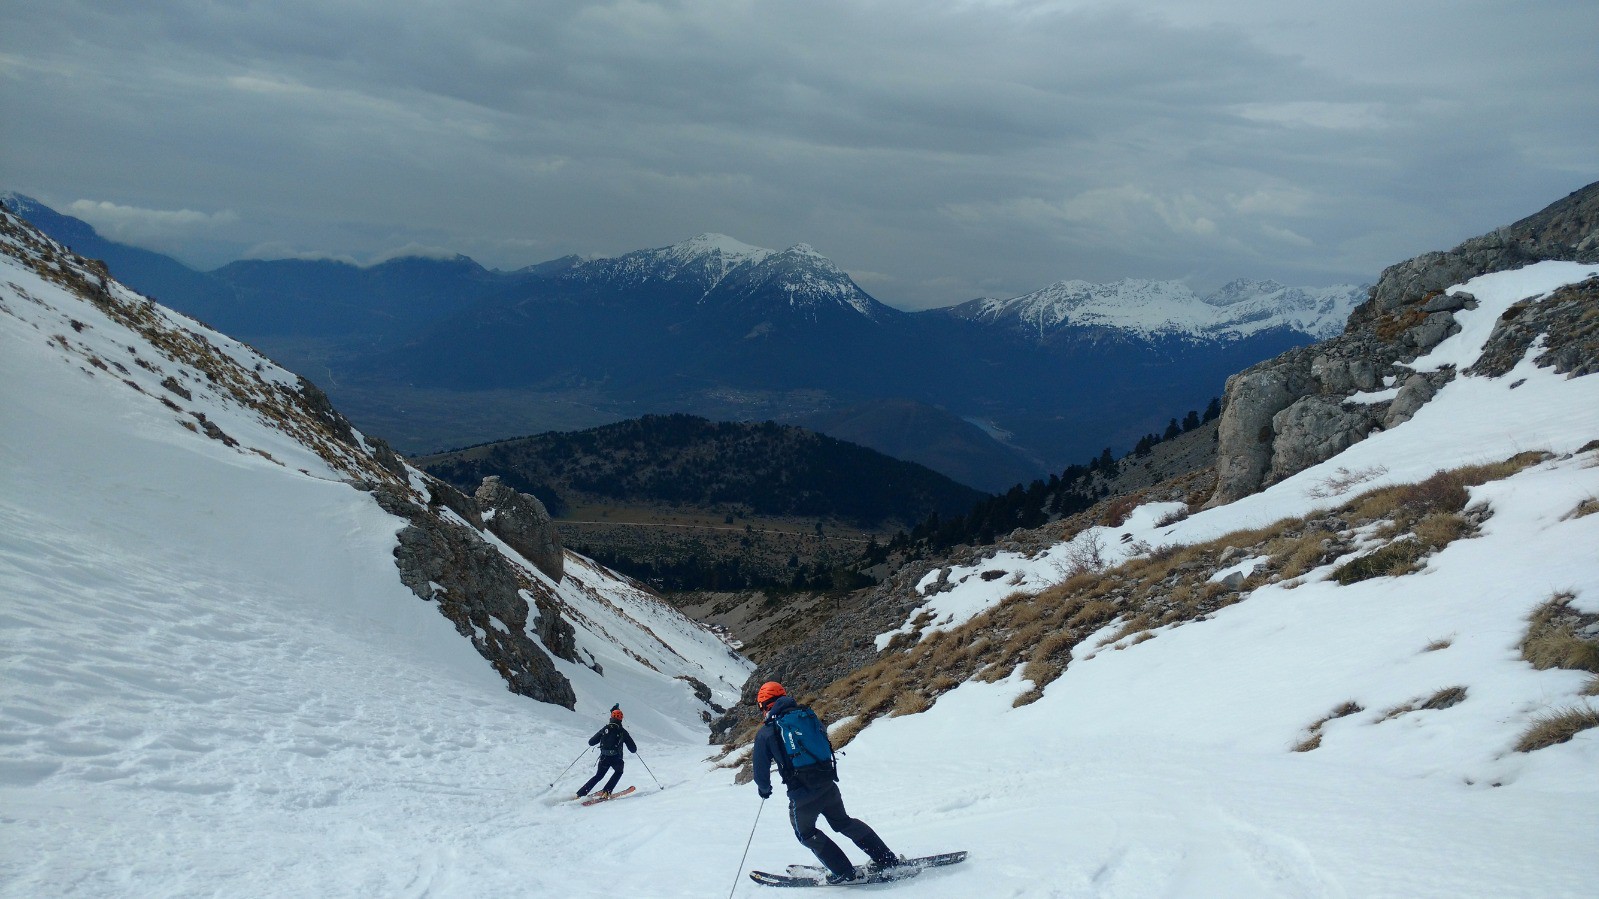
3,1,1595,309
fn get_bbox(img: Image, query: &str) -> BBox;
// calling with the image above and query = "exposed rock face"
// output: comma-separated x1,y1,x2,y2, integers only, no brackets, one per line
475,476,565,583
1268,395,1377,481
1210,182,1599,505
1467,277,1599,379
375,485,578,708
1358,182,1599,321
0,203,588,710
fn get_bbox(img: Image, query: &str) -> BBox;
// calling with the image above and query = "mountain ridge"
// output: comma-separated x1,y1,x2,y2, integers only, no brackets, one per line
2,192,1356,479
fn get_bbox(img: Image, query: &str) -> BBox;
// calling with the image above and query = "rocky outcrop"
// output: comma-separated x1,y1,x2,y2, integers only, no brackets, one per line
1210,182,1599,506
375,484,578,708
1467,277,1599,379
1357,182,1599,321
475,476,565,583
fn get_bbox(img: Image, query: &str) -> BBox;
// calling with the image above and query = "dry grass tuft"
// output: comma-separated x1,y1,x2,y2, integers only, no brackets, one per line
1331,540,1425,584
1423,637,1453,652
1514,706,1599,752
1422,685,1468,710
1295,700,1364,751
1521,592,1599,673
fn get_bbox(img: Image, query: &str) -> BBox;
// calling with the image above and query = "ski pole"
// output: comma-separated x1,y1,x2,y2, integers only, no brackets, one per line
633,751,664,790
548,746,592,789
727,798,765,899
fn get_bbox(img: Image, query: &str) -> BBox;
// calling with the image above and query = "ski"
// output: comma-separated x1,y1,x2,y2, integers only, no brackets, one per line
785,851,968,878
578,785,636,806
749,866,920,888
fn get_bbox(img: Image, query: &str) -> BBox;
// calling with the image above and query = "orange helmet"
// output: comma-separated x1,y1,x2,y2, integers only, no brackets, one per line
756,681,787,708
610,707,623,721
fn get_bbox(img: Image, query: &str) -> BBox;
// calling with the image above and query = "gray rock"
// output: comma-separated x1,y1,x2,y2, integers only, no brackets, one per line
1267,396,1377,483
1404,311,1460,351
1422,291,1473,314
1311,353,1379,394
475,476,565,583
1209,359,1315,506
1362,182,1599,316
1383,373,1438,429
1219,571,1246,590
375,484,577,708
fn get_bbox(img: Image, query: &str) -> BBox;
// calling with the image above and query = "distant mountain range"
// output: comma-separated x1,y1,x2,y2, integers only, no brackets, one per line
940,277,1363,342
1,193,1365,491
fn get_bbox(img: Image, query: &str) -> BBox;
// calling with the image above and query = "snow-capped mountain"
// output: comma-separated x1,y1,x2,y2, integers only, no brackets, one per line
941,277,1366,343
555,233,898,322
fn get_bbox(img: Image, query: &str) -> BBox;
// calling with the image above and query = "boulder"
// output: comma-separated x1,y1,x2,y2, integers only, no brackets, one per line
1267,397,1378,483
1384,374,1438,429
475,476,565,583
1208,356,1314,506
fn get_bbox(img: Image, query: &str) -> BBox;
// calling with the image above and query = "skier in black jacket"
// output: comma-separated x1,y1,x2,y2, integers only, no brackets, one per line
576,705,637,798
750,681,899,884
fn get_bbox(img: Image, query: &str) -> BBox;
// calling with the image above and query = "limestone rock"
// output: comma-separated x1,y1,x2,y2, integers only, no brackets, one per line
1209,355,1315,506
1403,311,1460,352
1311,353,1379,395
1384,374,1438,429
475,476,564,583
1361,182,1599,318
374,485,577,708
1267,396,1378,483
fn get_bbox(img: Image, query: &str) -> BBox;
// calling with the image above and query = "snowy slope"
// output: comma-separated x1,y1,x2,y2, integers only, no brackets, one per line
0,211,752,896
948,277,1366,341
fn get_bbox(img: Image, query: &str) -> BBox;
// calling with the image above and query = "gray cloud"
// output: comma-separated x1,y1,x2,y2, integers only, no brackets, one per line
2,0,1594,308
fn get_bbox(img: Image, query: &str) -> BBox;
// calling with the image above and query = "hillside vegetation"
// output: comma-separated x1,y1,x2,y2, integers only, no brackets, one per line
421,414,986,525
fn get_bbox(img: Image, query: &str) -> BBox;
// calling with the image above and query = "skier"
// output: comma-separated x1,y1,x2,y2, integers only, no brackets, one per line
750,681,901,884
576,705,636,799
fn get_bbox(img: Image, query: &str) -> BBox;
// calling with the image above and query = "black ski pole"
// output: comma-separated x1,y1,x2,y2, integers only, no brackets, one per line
633,751,664,790
727,798,765,899
548,746,592,789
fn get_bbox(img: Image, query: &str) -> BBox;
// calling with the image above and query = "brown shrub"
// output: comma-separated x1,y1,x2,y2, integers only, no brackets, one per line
1295,700,1364,750
1421,685,1468,710
1102,494,1141,527
829,715,869,748
1413,512,1471,549
1069,600,1117,629
1331,540,1425,584
1514,706,1599,752
890,691,932,717
1521,592,1599,673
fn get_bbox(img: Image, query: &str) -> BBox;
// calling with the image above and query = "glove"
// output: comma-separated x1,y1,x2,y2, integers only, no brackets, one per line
758,786,772,799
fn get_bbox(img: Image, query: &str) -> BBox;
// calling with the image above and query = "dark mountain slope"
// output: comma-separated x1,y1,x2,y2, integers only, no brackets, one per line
419,413,987,527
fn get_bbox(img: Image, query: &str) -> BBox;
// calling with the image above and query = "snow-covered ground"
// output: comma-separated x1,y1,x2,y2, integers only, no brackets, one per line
3,218,1596,899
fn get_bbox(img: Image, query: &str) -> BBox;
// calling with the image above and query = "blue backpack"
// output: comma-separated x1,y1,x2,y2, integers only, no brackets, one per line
774,706,835,775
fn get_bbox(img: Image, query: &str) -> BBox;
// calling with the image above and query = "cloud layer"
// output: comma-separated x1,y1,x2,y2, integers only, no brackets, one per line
3,1,1595,307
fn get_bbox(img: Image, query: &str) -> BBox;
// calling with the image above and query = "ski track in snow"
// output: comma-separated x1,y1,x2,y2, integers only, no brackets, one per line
3,225,1597,898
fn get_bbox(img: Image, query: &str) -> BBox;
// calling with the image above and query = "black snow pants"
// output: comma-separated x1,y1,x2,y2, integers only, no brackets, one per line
578,756,624,796
788,781,895,878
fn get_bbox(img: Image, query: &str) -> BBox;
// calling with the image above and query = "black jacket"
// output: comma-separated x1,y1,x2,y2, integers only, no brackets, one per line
589,722,636,758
